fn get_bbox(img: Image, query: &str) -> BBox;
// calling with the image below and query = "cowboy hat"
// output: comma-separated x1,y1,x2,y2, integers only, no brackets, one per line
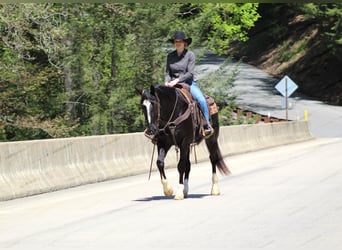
168,31,192,45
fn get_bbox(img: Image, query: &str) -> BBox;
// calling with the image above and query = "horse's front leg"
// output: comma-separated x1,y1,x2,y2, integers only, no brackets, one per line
157,146,173,196
174,146,191,200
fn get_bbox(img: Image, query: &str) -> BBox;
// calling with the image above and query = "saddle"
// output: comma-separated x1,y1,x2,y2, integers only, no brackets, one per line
175,82,218,111
174,83,218,136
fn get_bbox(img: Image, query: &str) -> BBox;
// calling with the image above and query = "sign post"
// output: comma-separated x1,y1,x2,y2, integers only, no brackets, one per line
275,75,298,121
285,77,288,120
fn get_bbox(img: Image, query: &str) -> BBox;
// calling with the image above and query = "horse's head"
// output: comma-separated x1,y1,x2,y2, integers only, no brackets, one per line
136,85,159,136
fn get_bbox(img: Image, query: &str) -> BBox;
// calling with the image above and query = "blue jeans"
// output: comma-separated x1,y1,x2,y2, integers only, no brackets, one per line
190,81,210,125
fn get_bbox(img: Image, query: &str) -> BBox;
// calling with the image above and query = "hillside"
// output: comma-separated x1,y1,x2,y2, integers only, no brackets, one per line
229,4,341,105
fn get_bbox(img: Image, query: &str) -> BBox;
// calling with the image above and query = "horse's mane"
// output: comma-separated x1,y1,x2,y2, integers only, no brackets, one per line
152,85,190,122
154,85,186,104
155,85,176,95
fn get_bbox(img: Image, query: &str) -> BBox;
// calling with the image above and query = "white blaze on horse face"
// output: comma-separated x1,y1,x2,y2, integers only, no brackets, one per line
143,99,152,124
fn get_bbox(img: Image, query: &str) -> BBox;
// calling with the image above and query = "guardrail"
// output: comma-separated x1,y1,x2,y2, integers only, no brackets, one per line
0,121,313,201
233,108,289,123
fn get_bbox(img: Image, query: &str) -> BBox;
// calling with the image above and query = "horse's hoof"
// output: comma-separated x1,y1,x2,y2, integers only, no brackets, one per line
211,185,221,196
174,193,184,200
164,188,174,196
162,179,173,196
174,184,185,200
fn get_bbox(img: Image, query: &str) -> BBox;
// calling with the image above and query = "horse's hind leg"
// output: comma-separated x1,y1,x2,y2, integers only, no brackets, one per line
157,146,173,196
211,170,221,196
206,129,229,195
210,154,220,196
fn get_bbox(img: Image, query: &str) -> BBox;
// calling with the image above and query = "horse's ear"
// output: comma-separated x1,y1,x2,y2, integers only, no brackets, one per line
135,86,143,96
150,85,155,96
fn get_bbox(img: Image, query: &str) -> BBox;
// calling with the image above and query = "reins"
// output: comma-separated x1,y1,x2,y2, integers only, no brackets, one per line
158,93,179,134
148,143,156,180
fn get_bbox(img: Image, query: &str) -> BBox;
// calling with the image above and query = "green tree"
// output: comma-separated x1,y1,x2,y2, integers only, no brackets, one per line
189,3,260,55
0,3,261,141
300,3,342,55
0,4,70,140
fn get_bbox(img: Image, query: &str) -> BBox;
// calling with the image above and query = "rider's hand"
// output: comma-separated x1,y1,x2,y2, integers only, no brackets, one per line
165,79,179,87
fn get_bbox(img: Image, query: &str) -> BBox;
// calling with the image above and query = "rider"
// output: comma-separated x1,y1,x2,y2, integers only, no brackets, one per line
164,31,213,138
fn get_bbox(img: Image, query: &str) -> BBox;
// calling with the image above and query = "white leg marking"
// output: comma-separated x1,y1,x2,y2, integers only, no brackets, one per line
211,173,221,196
183,179,189,198
174,184,184,200
161,178,173,196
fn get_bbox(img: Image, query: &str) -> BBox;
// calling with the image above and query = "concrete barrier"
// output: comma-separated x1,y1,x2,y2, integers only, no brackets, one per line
0,121,313,201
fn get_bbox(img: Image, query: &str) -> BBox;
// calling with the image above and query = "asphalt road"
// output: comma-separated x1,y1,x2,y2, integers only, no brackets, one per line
196,53,342,138
1,138,341,250
1,55,341,250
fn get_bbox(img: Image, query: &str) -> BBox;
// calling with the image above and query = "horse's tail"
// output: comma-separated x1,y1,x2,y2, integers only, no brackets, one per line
213,145,231,176
206,135,231,175
206,113,231,176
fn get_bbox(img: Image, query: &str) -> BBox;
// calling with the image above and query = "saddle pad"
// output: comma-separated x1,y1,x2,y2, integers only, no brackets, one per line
205,94,218,115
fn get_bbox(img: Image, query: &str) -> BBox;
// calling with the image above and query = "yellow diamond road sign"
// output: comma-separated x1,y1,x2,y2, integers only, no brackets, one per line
275,75,298,97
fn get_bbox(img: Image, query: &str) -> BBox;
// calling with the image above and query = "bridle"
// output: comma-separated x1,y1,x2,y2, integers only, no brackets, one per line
156,92,179,135
148,89,193,140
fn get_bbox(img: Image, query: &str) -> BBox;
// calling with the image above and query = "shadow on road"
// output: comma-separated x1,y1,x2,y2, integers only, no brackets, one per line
134,193,210,202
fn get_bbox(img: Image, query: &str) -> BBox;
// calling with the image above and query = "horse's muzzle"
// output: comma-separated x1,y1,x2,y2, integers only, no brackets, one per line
146,123,158,136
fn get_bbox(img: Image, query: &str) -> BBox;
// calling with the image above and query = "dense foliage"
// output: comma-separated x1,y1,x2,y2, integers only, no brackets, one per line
0,3,260,141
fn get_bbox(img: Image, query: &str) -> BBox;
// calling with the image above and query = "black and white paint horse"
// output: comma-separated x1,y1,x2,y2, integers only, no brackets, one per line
137,85,230,200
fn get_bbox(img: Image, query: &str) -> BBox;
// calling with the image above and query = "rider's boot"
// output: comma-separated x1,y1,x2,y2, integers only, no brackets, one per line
203,124,214,139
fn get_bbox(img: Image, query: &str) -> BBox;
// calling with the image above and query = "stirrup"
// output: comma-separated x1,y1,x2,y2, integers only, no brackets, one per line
202,126,214,139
